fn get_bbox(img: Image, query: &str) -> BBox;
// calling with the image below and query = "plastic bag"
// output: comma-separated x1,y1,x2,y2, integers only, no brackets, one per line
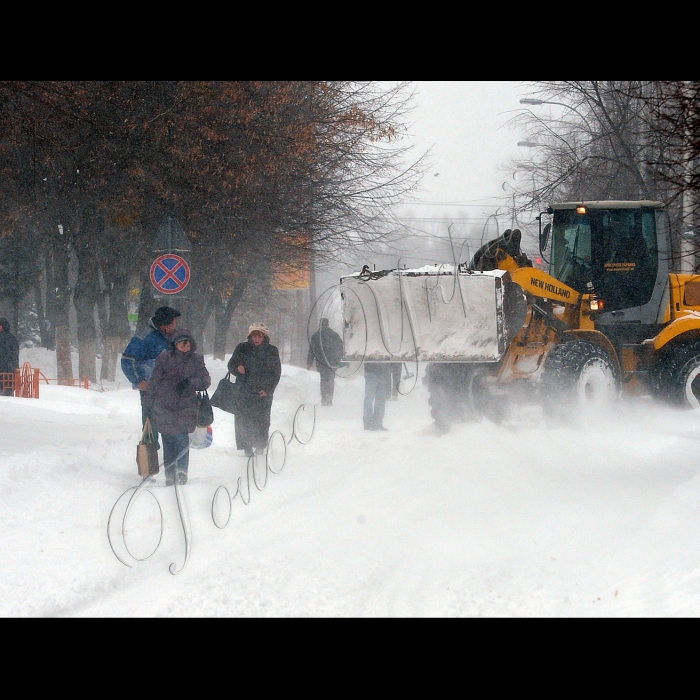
189,424,213,449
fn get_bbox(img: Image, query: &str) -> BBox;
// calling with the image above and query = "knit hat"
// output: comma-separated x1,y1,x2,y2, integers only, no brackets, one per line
247,322,270,338
170,327,197,352
153,306,181,327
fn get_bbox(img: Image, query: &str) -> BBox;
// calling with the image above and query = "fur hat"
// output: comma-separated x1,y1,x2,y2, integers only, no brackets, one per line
247,322,270,338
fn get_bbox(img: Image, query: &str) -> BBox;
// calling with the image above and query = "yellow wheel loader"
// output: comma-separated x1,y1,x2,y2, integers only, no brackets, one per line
340,200,700,428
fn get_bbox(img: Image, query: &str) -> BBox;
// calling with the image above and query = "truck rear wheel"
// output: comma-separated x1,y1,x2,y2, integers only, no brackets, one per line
541,340,618,417
650,341,700,409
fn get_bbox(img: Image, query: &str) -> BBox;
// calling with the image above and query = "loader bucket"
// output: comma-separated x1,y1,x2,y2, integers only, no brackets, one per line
340,266,527,363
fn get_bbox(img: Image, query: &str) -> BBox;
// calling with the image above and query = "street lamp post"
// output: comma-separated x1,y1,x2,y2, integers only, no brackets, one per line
519,97,591,130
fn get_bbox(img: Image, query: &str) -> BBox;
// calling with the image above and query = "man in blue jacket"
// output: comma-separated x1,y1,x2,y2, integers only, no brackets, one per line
121,306,181,451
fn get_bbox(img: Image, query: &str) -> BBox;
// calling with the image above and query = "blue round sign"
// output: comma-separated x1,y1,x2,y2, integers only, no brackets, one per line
150,254,190,295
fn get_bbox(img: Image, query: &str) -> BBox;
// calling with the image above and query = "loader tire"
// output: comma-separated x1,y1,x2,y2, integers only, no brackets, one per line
650,341,700,409
541,340,618,418
427,363,487,432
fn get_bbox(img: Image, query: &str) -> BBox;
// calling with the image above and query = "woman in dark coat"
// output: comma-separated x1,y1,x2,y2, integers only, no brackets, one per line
142,328,211,485
228,322,281,457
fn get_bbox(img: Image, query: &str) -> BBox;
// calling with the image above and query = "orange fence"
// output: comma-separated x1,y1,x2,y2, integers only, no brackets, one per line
0,371,16,396
0,362,91,399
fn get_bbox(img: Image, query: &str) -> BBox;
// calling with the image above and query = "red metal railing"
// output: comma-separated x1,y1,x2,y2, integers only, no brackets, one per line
0,363,90,399
0,371,15,396
38,372,90,390
0,363,41,398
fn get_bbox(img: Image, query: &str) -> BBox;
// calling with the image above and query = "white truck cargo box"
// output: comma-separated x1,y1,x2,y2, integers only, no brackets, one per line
340,266,524,363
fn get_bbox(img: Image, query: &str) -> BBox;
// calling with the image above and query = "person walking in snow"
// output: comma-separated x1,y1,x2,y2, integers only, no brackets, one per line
307,317,344,406
142,328,211,486
0,318,19,397
389,362,402,401
228,323,281,458
121,306,181,451
363,361,391,431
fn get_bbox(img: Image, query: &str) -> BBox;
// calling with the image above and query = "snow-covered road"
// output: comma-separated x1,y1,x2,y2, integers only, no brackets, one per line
2,349,700,617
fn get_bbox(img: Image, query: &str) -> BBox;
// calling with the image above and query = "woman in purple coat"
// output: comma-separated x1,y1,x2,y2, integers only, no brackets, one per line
142,328,211,485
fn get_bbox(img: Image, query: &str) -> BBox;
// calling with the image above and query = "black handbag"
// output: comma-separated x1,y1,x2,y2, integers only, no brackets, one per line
196,390,215,427
209,372,240,414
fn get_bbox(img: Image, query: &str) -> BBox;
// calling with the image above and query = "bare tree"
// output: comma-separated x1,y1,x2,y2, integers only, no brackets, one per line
505,81,695,269
0,82,427,371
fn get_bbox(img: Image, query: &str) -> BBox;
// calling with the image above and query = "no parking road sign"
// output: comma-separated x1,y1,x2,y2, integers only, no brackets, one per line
150,254,191,295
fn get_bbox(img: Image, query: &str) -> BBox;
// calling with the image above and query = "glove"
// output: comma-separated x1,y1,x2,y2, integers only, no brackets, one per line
175,378,190,393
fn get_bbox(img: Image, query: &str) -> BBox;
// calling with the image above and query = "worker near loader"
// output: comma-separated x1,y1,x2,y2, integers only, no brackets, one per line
389,362,402,400
363,361,392,431
307,317,344,406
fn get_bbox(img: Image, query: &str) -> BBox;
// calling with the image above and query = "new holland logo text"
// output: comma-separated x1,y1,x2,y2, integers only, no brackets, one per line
530,277,571,299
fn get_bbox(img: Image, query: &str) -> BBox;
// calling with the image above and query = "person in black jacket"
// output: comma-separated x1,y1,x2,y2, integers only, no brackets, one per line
307,317,344,406
0,318,20,396
228,323,281,457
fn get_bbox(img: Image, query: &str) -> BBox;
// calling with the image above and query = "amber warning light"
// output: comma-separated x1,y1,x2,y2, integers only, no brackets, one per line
577,205,587,214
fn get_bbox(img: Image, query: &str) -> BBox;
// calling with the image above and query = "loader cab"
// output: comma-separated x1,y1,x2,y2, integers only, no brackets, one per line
547,201,668,332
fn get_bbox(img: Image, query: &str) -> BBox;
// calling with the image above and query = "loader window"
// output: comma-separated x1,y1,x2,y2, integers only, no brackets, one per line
551,213,592,290
550,208,658,312
595,209,657,311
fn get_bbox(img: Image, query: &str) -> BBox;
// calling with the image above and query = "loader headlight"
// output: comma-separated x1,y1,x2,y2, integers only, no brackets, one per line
589,298,603,311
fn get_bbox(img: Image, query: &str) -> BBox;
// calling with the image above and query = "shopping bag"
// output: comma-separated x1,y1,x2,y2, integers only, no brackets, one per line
189,425,213,449
209,372,240,414
136,418,160,477
196,389,214,427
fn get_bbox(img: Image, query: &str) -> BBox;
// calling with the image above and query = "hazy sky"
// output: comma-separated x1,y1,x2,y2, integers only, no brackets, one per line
321,81,536,281
399,81,528,224
321,81,534,276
